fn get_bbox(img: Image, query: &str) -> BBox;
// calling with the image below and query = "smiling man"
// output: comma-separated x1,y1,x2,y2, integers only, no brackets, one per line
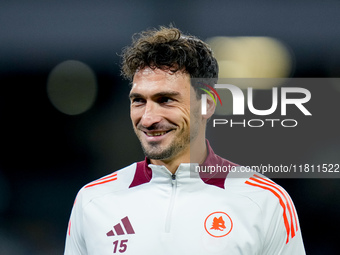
129,67,206,173
64,26,305,254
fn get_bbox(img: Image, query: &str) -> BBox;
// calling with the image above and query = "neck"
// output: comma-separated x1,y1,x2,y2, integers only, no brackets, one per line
150,137,207,174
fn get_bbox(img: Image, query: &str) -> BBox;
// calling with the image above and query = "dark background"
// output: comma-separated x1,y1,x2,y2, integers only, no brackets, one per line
1,1,340,254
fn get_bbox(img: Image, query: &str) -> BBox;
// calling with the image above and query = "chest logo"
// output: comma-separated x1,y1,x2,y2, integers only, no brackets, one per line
204,211,233,238
106,216,135,253
106,216,135,237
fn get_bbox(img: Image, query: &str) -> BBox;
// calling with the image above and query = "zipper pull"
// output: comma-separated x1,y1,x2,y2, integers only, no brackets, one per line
171,174,176,180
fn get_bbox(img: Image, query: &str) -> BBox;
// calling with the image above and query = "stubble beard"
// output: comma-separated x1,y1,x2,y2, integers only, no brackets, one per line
136,128,191,160
135,115,200,161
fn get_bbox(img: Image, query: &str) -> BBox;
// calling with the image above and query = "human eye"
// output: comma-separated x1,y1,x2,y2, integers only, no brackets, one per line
131,97,145,105
158,97,174,104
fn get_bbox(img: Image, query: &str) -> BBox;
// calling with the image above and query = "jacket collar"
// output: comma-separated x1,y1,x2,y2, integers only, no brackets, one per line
129,140,238,189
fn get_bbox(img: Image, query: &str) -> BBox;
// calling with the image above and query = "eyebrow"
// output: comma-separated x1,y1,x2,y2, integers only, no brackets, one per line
129,92,143,99
129,91,180,99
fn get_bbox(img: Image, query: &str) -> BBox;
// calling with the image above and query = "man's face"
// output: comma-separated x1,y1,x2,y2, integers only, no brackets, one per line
129,67,201,161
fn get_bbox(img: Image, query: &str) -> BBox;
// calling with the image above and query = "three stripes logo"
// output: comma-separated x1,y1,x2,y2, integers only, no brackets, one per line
106,216,135,237
245,174,299,244
85,172,118,188
199,83,223,115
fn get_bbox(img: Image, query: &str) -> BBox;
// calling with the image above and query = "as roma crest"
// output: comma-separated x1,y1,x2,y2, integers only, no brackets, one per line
204,211,233,238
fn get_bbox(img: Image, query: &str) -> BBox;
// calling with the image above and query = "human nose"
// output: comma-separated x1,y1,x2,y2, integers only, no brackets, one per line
140,102,162,128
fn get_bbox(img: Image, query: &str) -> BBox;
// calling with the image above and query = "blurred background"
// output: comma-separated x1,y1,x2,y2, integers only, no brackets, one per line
1,0,340,254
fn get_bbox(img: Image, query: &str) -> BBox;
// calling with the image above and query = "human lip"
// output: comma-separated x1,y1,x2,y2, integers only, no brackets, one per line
141,129,173,141
145,131,168,137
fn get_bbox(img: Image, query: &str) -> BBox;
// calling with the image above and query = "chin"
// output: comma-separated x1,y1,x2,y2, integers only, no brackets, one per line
142,145,176,160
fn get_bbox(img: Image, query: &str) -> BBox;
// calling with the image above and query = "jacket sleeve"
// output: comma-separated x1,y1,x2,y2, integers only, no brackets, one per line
64,190,87,255
262,191,306,255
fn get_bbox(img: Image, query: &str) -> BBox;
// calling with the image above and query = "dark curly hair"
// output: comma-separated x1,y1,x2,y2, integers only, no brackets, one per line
121,26,218,97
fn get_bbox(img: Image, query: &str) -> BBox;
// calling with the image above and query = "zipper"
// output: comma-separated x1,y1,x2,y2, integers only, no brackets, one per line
165,174,177,233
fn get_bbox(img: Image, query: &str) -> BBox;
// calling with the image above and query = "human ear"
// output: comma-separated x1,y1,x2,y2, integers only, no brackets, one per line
202,91,216,120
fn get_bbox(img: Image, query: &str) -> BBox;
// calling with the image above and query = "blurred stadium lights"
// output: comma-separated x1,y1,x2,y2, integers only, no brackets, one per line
47,60,98,115
206,36,294,115
206,36,294,86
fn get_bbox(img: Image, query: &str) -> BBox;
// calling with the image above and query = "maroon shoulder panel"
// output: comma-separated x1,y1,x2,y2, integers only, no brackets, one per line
129,159,152,188
199,140,239,189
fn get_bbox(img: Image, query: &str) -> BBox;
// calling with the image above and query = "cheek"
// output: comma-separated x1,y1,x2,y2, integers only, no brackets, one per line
189,100,201,119
163,107,188,126
130,107,140,125
178,106,192,127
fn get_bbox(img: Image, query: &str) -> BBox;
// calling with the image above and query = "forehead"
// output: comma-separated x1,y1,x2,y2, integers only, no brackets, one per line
130,67,191,95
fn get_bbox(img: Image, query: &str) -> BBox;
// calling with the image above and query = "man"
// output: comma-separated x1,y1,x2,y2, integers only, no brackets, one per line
64,26,305,254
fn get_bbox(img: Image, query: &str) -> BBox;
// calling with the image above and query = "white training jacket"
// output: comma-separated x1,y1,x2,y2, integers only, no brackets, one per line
64,142,305,255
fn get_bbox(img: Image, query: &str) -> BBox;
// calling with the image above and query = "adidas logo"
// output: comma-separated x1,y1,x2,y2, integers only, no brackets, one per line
106,216,135,236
